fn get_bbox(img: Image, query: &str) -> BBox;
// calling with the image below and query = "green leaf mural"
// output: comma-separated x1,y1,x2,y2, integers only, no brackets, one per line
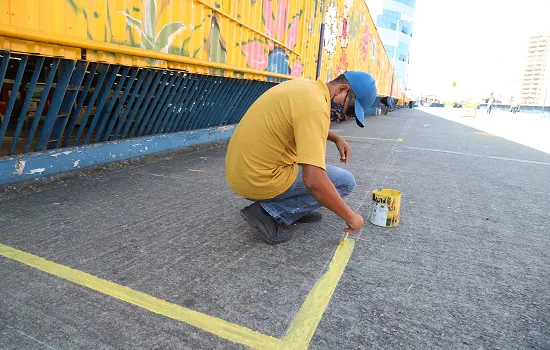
207,14,227,75
119,0,188,65
144,0,157,39
156,22,186,51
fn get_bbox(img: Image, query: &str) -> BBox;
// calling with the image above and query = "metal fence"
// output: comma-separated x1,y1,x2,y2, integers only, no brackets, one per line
0,51,276,157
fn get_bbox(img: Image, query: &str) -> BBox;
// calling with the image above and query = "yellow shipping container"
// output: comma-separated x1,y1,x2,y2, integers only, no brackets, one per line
0,0,405,98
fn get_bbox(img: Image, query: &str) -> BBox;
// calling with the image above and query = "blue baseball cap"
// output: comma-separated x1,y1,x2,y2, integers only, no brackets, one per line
343,71,377,128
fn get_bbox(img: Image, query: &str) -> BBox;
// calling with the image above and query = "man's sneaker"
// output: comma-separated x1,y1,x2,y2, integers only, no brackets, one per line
240,203,292,244
295,211,323,223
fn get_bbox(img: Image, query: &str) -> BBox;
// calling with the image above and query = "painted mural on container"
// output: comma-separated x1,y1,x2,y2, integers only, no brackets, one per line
0,0,405,98
318,0,404,99
61,0,318,80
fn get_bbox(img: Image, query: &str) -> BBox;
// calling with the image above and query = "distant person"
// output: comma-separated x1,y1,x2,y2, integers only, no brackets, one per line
380,96,390,115
408,101,413,109
487,97,494,115
512,101,520,114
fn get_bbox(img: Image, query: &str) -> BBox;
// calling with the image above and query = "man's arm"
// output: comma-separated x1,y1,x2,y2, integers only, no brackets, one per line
327,131,351,164
327,131,341,143
301,164,363,232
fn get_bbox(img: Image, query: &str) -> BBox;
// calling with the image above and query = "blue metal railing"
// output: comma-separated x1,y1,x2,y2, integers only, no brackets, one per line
0,51,277,157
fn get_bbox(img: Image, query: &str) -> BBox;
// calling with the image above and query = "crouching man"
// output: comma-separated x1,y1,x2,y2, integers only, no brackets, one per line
226,72,377,244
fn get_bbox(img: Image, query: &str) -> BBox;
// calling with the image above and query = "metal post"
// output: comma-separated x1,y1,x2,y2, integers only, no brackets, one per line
316,1,327,80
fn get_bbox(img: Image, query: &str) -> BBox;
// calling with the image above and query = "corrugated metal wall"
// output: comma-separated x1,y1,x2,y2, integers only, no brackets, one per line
0,0,324,81
0,0,404,98
0,0,408,157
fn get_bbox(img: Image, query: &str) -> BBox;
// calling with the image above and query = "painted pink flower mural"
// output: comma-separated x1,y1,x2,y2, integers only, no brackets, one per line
241,0,303,79
335,50,349,75
361,27,372,62
241,41,269,70
291,62,304,76
339,0,352,48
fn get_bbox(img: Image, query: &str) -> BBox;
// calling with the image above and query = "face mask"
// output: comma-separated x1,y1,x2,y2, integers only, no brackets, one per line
330,94,346,123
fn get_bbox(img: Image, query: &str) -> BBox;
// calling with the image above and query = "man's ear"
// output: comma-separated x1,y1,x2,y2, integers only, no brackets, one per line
338,84,351,95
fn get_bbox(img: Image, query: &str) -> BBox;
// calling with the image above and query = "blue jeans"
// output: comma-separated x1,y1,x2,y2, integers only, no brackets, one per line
258,165,356,226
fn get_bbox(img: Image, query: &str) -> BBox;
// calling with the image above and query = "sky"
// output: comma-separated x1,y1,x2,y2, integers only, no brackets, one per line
407,0,550,100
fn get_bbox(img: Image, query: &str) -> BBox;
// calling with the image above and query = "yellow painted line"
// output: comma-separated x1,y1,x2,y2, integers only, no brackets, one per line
281,239,355,349
0,243,282,349
343,136,404,142
473,131,496,136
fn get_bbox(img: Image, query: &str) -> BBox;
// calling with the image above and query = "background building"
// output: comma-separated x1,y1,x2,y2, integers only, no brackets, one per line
519,33,550,106
366,0,416,92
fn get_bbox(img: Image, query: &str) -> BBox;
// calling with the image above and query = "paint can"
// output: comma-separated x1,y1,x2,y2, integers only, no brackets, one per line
369,188,401,227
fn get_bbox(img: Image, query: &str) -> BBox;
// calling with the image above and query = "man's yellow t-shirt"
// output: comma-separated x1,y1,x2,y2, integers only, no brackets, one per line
226,78,331,200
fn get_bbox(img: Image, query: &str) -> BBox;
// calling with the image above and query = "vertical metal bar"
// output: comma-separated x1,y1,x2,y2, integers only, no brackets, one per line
214,77,241,126
127,70,163,138
230,81,264,124
9,57,45,155
316,22,326,80
35,59,75,152
109,68,151,140
200,77,230,129
112,68,149,140
164,75,196,133
188,76,218,130
198,77,229,129
152,73,187,134
169,75,202,132
229,80,258,124
0,55,28,152
63,63,98,147
132,70,169,137
191,76,220,130
219,78,246,125
100,67,139,142
141,71,179,136
180,76,214,131
184,76,216,131
120,69,158,138
84,65,120,144
48,60,88,150
73,64,110,146
94,65,130,143
0,51,11,98
210,77,241,127
24,59,60,153
243,83,270,115
224,79,251,124
156,74,190,134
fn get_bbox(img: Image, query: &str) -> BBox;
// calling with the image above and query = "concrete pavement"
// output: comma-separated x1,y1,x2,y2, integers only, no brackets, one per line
1,108,549,349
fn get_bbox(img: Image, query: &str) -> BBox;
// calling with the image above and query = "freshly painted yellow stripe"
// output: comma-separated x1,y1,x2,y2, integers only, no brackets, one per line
0,243,282,349
473,131,495,136
281,239,355,349
343,136,404,142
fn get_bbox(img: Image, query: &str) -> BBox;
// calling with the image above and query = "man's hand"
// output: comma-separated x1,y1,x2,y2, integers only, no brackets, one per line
344,213,364,232
335,138,351,164
327,132,352,164
302,164,359,231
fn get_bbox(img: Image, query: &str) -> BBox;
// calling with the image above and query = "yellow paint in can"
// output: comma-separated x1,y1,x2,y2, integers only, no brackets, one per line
370,189,401,227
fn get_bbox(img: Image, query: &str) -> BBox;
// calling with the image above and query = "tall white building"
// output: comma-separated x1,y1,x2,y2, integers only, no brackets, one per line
519,33,550,106
365,0,416,92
